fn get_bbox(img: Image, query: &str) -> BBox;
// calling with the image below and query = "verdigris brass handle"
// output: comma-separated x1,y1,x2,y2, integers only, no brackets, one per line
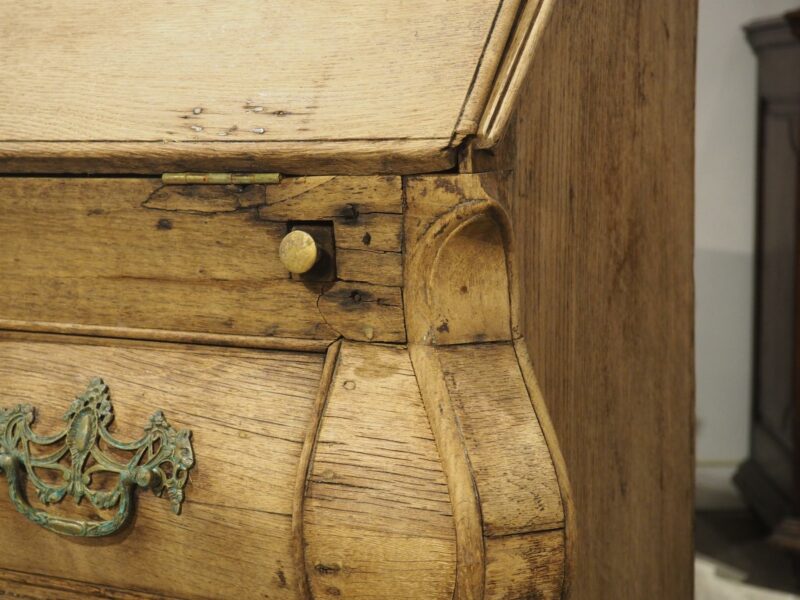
0,378,194,537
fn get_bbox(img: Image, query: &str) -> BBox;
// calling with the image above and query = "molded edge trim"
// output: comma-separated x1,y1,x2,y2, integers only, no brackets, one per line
513,339,576,599
0,140,454,176
292,340,342,599
475,0,556,149
408,344,486,600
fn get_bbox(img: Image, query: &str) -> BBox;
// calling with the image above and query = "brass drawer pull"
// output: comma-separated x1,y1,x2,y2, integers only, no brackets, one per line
279,229,320,274
0,378,194,537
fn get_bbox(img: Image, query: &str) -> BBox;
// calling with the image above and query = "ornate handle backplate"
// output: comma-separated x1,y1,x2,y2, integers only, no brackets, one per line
0,378,194,537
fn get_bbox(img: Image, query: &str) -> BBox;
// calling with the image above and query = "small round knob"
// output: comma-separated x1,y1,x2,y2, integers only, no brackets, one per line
279,230,319,274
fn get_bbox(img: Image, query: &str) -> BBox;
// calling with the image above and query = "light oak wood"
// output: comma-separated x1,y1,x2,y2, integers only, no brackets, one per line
437,343,563,536
475,1,697,597
408,343,486,600
514,339,577,596
293,341,341,600
0,1,551,174
0,568,171,600
0,336,324,599
0,319,333,353
484,531,564,600
404,176,516,346
260,175,406,289
404,175,571,599
0,172,575,599
476,0,556,148
0,1,496,142
303,342,457,600
317,282,405,343
0,176,405,345
0,4,592,596
0,323,570,600
0,140,454,176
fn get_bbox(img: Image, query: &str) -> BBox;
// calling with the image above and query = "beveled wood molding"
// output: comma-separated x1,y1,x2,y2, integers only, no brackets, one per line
404,174,521,346
408,343,485,600
513,339,577,597
0,140,455,176
0,320,333,354
475,0,556,148
0,1,557,174
292,340,342,599
404,173,571,599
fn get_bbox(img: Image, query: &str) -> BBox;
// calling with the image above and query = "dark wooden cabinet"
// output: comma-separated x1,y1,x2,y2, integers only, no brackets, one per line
736,10,800,551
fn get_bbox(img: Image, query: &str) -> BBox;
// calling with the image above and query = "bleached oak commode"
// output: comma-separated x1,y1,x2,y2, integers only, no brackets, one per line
0,1,574,598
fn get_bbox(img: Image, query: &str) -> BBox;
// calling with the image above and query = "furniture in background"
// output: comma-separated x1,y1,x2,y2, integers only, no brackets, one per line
736,8,800,557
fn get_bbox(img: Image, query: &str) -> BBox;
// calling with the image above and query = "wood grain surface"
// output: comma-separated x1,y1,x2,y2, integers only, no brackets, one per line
476,0,556,148
292,341,341,600
0,568,173,600
303,342,457,600
0,336,324,599
0,176,405,345
484,531,564,600
0,0,552,175
0,140,455,176
407,343,486,600
260,176,404,288
404,175,516,346
0,2,695,598
437,343,563,536
0,1,495,143
485,1,697,597
403,177,570,599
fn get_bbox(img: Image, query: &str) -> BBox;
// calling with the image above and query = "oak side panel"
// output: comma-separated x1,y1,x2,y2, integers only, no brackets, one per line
496,2,696,597
0,337,323,599
303,342,457,600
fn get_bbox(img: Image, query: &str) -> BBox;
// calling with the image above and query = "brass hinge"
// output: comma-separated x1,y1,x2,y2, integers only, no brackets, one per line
161,172,282,185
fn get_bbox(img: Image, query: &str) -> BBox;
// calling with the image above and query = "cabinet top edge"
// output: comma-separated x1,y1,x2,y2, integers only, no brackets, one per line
745,10,800,51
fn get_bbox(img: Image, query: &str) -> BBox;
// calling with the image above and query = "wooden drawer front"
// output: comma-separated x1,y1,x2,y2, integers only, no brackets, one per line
0,336,323,599
0,175,573,599
0,336,471,600
0,176,404,345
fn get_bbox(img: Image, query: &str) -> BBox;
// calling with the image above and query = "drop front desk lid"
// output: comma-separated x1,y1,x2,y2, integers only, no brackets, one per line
0,0,553,174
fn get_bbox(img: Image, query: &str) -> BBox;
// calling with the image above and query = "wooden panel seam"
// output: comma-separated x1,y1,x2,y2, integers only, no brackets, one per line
451,0,524,143
0,320,333,353
408,343,486,600
292,340,342,600
0,137,456,177
475,0,556,148
0,567,175,600
512,338,576,599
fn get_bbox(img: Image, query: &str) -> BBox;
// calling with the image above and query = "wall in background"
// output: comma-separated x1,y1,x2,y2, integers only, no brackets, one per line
695,0,800,508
